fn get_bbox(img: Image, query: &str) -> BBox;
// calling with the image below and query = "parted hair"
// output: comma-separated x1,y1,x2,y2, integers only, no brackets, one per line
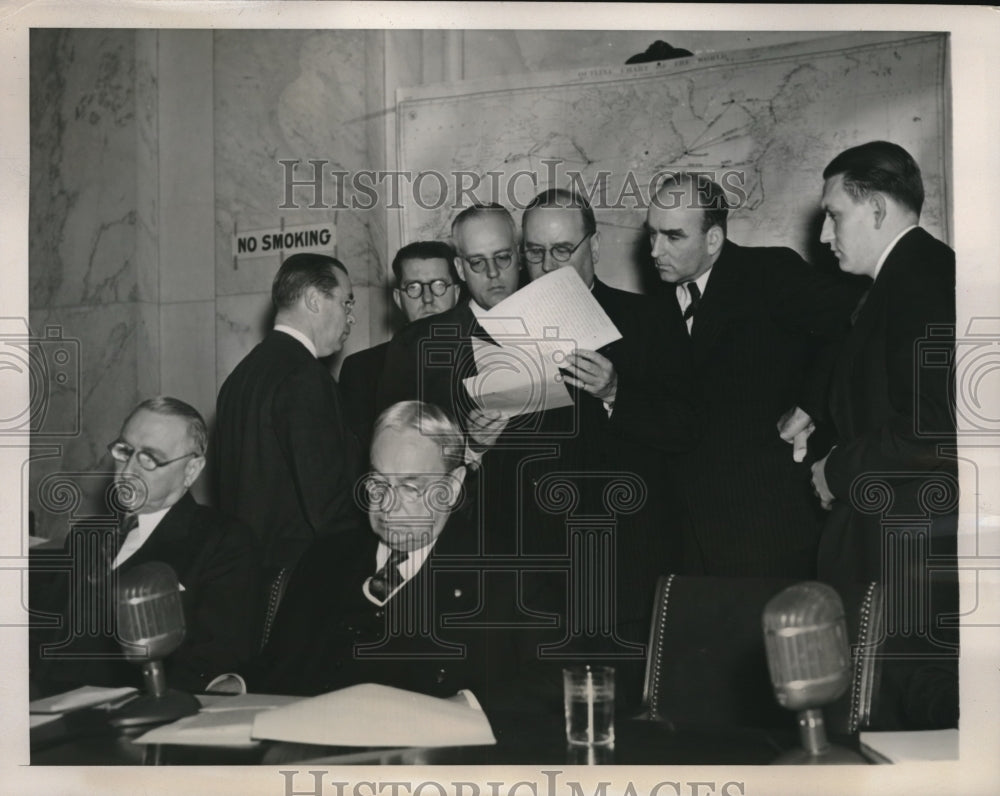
823,140,924,215
123,396,208,455
391,241,459,283
372,401,465,472
655,172,729,235
272,252,349,310
523,188,597,236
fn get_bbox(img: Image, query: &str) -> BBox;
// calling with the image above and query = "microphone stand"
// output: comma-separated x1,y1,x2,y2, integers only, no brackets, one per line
109,659,200,727
775,707,866,764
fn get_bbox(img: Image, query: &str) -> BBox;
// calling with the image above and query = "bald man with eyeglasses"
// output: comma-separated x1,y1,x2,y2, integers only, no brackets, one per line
30,396,260,698
339,241,462,455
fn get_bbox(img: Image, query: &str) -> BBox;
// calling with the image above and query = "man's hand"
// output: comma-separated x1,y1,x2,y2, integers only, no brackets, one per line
563,349,618,404
466,406,509,451
777,405,815,463
811,453,835,510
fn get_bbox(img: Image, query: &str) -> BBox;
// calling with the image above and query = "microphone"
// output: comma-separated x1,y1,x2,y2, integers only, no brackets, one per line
108,561,200,727
762,582,866,764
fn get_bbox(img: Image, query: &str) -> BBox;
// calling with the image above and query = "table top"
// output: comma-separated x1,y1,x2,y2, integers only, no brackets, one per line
31,704,812,766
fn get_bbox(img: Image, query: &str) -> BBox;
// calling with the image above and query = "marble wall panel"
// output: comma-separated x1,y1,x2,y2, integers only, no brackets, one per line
158,31,215,303
214,30,376,301
215,292,274,396
28,303,138,541
29,29,137,311
135,29,160,306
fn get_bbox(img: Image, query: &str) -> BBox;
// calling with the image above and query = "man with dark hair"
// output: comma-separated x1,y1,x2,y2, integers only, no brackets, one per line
646,172,862,578
31,397,260,695
340,241,461,452
213,253,362,572
812,141,957,729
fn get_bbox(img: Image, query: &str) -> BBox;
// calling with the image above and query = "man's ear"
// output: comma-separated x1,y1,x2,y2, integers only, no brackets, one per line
392,288,403,312
183,455,206,489
303,285,322,313
706,225,725,257
869,193,887,230
589,230,601,265
454,257,468,284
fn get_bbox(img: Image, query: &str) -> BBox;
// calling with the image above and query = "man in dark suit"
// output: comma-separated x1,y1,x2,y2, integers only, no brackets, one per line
213,253,362,572
520,188,700,634
646,172,861,578
214,400,560,711
339,241,461,455
31,397,260,696
811,142,957,729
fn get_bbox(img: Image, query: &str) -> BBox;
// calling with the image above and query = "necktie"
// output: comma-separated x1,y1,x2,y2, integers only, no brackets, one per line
850,289,870,326
368,548,409,601
683,282,701,321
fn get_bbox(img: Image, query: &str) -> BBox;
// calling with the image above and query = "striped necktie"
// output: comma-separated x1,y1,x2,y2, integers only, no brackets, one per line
367,548,409,601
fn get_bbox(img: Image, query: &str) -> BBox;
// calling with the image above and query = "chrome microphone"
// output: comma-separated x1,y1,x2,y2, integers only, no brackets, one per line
762,581,865,764
109,561,199,727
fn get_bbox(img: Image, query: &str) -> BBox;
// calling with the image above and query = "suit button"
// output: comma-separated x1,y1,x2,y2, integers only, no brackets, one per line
375,609,384,619
436,668,446,684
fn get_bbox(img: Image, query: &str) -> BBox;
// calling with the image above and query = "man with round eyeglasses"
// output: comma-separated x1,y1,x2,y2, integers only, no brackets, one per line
210,400,556,704
31,396,260,697
340,241,461,454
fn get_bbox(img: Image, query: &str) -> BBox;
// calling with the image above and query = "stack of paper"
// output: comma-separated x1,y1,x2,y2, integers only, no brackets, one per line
133,693,303,747
464,267,621,417
251,683,496,747
859,729,958,763
30,685,137,714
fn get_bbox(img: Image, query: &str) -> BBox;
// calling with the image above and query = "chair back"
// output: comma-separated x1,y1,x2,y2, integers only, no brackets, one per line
641,575,882,734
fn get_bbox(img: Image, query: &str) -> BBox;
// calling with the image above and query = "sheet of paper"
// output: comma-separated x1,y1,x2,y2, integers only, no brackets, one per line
250,683,496,748
29,685,137,714
462,338,573,417
133,693,303,746
477,267,622,353
859,729,958,762
30,713,63,729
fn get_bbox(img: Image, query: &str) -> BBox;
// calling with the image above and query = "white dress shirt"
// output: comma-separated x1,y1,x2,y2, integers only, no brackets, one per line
112,506,171,569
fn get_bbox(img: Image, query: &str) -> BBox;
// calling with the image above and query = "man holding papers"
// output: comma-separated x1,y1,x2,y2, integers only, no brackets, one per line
520,188,701,647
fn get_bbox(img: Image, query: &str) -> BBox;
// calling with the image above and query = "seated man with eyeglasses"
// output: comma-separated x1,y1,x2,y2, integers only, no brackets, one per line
339,241,462,457
209,400,556,705
30,397,261,697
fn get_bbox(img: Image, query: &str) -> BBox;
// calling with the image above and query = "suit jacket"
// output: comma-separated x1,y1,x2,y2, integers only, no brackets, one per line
213,330,363,570
662,240,862,577
820,227,957,583
375,288,699,583
32,492,261,695
818,226,958,731
339,340,390,458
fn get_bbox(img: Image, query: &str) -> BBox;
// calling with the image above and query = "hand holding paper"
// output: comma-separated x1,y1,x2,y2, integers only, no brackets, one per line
563,349,617,403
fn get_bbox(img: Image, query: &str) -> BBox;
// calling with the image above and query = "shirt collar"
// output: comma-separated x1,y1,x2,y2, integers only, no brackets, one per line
675,266,713,300
873,225,918,281
273,324,318,358
468,298,489,318
112,506,171,569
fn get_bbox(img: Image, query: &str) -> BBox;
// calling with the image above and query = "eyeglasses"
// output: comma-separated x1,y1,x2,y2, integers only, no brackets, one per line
522,232,593,265
108,440,200,472
399,279,455,299
361,471,462,512
461,250,515,274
